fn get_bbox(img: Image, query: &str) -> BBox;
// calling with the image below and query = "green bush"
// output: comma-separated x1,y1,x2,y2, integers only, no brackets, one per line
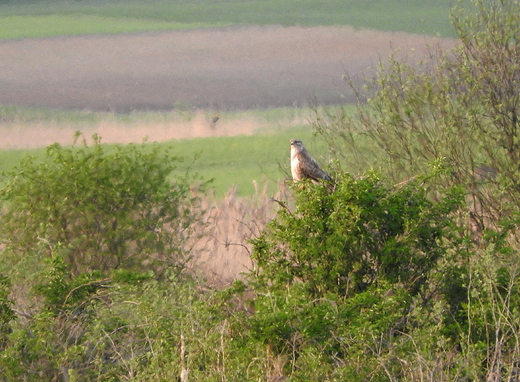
0,134,212,381
246,175,520,380
316,0,520,231
247,173,465,379
0,275,15,350
0,134,203,276
251,172,463,297
310,0,520,379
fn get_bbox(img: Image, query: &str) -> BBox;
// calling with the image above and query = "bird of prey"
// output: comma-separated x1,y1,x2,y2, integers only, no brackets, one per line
290,139,332,183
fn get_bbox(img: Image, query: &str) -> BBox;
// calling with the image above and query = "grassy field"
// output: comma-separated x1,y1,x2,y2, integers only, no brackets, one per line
0,0,455,39
0,127,327,197
0,14,229,40
166,126,328,196
0,106,342,197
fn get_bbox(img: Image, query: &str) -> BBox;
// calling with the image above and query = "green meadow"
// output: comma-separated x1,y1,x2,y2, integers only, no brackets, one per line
0,132,301,197
0,14,229,40
0,126,327,197
0,0,455,39
164,126,328,196
0,106,343,197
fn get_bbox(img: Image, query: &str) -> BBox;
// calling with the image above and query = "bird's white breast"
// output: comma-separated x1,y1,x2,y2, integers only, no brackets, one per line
290,147,300,180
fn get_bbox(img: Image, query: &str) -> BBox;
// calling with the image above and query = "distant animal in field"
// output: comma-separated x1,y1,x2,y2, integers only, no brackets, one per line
290,139,332,183
210,114,220,129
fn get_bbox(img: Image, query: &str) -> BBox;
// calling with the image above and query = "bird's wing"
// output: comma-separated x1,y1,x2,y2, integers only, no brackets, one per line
299,153,331,182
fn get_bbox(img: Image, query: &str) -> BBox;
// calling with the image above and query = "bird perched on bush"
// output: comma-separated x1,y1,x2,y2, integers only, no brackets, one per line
290,139,332,183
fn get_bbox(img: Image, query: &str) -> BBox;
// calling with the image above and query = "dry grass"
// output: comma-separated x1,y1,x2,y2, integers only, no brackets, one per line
188,180,291,286
0,109,276,149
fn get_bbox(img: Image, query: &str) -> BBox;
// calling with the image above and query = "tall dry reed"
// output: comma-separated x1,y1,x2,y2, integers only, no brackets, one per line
188,180,291,286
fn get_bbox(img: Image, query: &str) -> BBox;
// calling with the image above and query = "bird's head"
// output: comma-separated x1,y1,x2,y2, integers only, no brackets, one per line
290,139,304,151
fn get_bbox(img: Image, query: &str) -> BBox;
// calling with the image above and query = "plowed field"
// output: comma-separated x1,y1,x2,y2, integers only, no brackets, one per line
0,25,456,112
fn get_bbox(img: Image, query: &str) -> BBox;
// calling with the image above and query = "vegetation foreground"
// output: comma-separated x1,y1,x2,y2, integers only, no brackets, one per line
1,0,520,381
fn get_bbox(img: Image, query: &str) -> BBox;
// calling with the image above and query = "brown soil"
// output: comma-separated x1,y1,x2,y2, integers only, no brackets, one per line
0,25,456,111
